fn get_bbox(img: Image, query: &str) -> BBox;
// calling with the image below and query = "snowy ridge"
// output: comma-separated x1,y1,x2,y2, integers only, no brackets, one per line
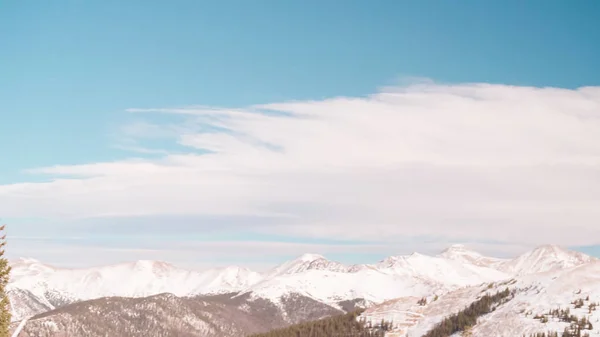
10,258,262,298
362,264,600,337
239,251,509,308
263,253,350,278
8,244,596,326
498,244,597,276
8,258,262,320
438,244,507,268
360,247,600,337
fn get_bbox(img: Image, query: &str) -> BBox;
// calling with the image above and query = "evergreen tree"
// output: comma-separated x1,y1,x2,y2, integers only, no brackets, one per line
248,310,390,337
0,224,10,337
422,288,513,337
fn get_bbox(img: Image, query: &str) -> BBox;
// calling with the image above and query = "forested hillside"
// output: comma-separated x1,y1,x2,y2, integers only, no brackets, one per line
247,310,390,337
422,287,514,337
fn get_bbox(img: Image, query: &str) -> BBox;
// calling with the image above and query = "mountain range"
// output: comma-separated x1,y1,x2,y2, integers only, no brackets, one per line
8,244,599,337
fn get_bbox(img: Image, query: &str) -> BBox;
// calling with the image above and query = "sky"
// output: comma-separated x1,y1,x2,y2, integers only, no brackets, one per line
1,0,600,271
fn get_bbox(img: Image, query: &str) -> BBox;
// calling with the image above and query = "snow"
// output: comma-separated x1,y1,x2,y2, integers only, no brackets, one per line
498,244,597,276
8,258,263,320
236,247,511,308
359,247,600,337
438,244,507,268
9,243,597,334
375,253,508,285
9,259,263,299
262,253,349,278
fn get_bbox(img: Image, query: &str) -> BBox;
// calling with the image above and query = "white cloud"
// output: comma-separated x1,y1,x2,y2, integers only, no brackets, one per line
2,82,600,248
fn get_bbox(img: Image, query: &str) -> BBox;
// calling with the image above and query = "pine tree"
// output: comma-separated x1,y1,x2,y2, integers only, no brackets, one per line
0,224,11,337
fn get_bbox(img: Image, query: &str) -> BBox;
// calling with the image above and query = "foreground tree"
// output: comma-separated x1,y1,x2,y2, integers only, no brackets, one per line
0,224,10,336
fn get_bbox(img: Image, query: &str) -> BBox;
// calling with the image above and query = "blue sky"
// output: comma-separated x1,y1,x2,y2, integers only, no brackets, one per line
1,0,600,269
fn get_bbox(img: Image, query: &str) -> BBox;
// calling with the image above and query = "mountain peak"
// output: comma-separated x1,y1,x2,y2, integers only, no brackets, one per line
407,252,426,258
440,243,472,254
265,253,348,277
296,253,326,262
439,244,482,257
438,244,504,268
530,244,566,254
446,243,466,250
500,244,596,275
526,244,592,261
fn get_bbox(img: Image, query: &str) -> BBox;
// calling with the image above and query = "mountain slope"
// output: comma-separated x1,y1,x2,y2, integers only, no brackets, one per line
376,252,508,283
360,259,600,337
8,258,263,320
498,244,597,275
7,289,52,322
10,292,346,337
9,243,596,331
239,252,509,307
248,309,388,337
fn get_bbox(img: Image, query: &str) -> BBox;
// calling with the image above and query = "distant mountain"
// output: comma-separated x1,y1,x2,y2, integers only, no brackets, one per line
498,244,597,275
8,258,262,321
437,244,507,267
263,253,350,277
8,244,598,336
239,250,509,309
10,258,262,298
375,251,507,283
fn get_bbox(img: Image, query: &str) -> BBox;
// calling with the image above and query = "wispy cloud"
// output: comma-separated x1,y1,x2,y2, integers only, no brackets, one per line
2,81,600,254
112,144,171,155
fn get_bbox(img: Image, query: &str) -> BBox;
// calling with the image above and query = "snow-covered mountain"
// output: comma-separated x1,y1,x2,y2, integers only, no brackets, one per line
8,243,596,328
361,258,600,337
498,244,597,275
10,258,262,297
12,291,346,337
438,244,507,268
8,257,262,320
263,253,351,278
237,251,510,307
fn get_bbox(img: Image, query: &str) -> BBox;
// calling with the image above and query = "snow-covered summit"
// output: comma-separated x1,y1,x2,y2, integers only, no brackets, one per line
264,253,349,278
376,251,508,285
8,258,264,311
297,253,326,262
439,243,471,256
238,249,513,306
499,244,596,275
438,243,506,267
9,243,597,323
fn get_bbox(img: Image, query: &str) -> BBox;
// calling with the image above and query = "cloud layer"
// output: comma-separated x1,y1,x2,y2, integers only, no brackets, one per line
3,81,600,263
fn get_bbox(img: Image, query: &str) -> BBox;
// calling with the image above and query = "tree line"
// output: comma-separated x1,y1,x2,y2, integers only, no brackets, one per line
247,310,391,337
421,287,514,337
